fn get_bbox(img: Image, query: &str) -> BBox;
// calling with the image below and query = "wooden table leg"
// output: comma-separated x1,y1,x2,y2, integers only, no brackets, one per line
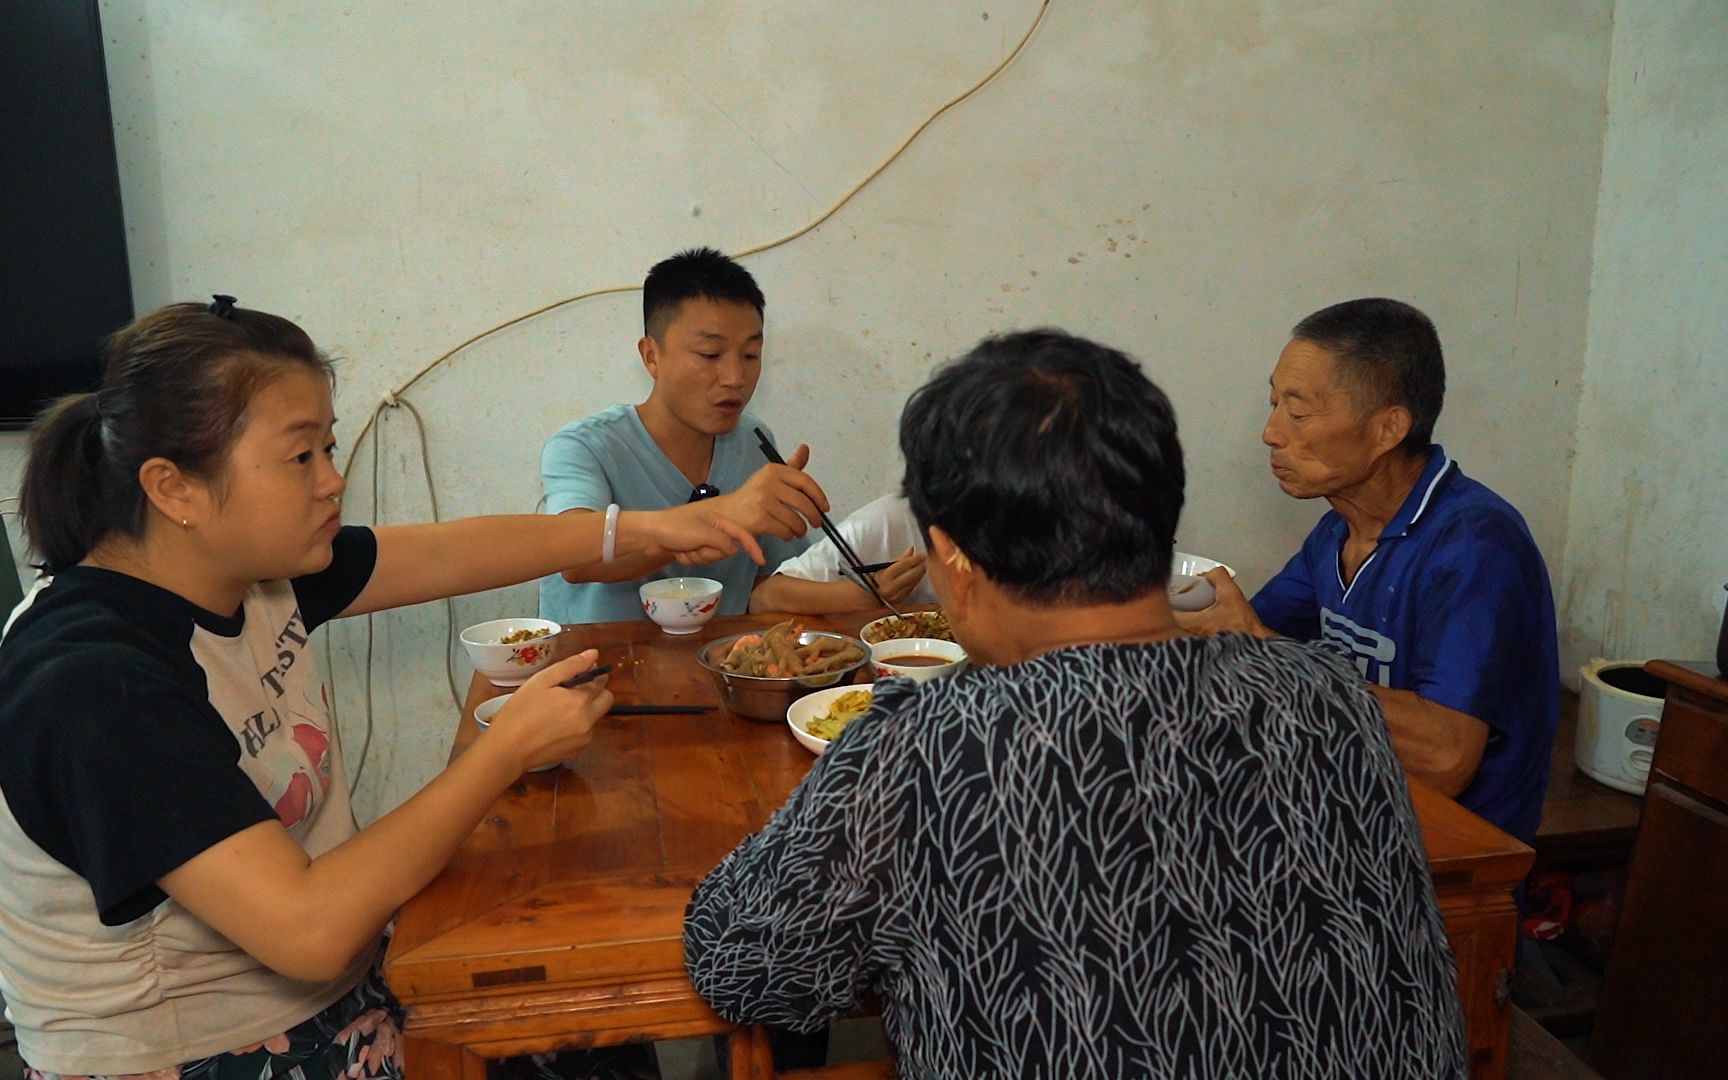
729,1025,777,1080
403,1033,489,1080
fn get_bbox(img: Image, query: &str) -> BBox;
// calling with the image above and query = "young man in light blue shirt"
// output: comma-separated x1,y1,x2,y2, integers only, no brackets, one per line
539,248,823,624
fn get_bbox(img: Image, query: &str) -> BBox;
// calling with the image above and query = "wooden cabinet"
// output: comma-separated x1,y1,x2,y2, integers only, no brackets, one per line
1590,660,1728,1079
1409,779,1533,1078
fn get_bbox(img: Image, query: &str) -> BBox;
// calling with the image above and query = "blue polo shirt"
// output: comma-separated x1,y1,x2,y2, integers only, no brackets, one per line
537,405,806,624
1251,447,1558,841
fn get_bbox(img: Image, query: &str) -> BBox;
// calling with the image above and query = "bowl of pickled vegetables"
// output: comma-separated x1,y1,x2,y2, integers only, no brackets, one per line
460,618,562,687
785,686,875,756
696,620,871,722
859,609,955,645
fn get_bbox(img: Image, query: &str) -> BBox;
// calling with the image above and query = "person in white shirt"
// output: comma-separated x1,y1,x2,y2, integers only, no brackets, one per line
749,494,934,614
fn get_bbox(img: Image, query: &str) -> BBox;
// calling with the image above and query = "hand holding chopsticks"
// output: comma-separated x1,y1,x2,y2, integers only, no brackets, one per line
837,563,904,618
754,428,904,617
668,440,830,571
557,662,613,688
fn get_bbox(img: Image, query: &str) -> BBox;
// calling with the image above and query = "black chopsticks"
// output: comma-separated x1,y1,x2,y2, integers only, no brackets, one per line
754,427,899,614
556,664,713,713
558,663,614,689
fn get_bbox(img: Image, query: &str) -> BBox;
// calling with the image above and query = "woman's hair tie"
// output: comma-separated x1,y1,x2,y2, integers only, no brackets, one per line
207,294,238,319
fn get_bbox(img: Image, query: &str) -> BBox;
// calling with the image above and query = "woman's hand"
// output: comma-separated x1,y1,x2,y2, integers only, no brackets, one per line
160,648,617,984
625,504,761,569
480,650,613,770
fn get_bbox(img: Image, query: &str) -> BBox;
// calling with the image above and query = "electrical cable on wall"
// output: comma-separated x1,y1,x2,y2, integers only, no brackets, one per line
336,0,1051,483
331,0,1053,798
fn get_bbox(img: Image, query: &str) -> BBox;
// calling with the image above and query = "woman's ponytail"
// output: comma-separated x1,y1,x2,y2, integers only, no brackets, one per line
20,392,123,574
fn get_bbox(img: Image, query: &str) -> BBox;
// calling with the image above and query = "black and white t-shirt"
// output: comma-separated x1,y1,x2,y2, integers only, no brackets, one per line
0,527,377,1076
685,634,1468,1079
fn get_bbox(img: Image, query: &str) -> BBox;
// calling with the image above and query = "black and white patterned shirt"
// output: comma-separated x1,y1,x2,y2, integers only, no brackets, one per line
685,634,1467,1079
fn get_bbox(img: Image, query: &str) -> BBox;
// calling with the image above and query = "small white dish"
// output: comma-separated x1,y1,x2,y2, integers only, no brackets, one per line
472,694,560,772
640,577,724,635
785,684,876,756
869,637,967,684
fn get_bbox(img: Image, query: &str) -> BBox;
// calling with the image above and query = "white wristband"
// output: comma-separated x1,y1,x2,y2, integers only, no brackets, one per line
602,503,620,563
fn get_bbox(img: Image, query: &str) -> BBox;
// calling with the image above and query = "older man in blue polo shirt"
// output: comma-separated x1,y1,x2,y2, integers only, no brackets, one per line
1185,298,1559,841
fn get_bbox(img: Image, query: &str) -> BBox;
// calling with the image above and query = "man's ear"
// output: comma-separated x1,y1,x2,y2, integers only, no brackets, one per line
638,335,660,381
1371,404,1413,457
137,456,205,529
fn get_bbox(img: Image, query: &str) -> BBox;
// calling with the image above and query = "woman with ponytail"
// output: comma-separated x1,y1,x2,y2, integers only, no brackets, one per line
0,298,827,1079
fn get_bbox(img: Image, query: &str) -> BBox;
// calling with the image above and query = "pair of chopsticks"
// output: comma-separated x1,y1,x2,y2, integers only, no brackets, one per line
754,427,903,617
559,662,712,715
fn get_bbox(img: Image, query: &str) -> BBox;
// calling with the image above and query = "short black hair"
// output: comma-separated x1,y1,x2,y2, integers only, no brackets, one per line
1291,298,1445,453
899,329,1184,606
642,247,765,341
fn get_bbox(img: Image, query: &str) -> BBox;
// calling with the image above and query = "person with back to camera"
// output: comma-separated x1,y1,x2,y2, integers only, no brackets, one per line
1179,298,1560,842
539,247,820,625
0,297,823,1079
683,328,1468,1079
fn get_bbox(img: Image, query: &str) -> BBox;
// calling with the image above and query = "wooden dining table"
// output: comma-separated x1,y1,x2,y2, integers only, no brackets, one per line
384,611,1535,1078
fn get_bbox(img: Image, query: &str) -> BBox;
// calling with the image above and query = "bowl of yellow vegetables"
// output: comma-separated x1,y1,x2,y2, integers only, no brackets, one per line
785,685,875,756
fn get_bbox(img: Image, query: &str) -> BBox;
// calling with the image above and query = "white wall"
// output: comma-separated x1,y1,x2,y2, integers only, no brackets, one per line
1559,0,1728,678
0,2,1615,821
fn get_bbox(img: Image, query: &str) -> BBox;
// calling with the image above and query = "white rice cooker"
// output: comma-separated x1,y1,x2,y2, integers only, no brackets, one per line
1576,659,1667,795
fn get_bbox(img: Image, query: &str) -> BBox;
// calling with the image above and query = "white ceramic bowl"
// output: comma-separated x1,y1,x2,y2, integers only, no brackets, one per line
1168,552,1237,612
869,637,967,684
460,618,563,686
471,693,559,772
639,577,724,635
785,684,876,756
859,610,955,645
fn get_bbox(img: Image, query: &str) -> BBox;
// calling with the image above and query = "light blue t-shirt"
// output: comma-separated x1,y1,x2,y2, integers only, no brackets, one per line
537,404,807,624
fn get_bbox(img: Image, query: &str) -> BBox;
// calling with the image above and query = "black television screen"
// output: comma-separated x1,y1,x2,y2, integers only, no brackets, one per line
0,1,134,430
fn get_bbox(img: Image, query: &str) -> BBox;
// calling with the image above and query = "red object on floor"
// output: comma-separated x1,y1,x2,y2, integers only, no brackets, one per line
1521,873,1574,941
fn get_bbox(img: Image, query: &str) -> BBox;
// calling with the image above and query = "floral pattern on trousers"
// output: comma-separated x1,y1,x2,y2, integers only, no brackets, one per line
24,959,404,1080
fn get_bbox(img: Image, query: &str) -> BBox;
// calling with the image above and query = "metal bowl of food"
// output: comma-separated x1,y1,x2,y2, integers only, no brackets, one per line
696,624,872,722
